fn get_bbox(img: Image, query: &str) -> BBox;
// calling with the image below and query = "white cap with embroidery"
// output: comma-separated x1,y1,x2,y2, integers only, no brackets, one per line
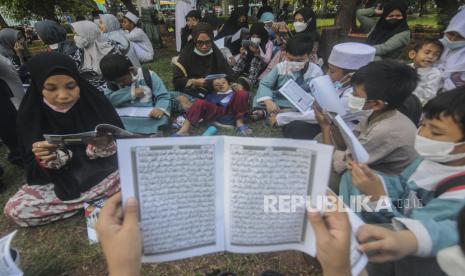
328,42,376,70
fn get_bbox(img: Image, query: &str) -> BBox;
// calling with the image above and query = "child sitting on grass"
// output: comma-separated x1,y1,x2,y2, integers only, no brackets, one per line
174,76,252,137
408,38,444,105
316,60,419,178
252,34,323,127
340,87,465,274
100,54,171,135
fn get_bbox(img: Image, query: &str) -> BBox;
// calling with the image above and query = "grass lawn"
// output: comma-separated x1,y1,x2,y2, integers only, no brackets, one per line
0,38,322,275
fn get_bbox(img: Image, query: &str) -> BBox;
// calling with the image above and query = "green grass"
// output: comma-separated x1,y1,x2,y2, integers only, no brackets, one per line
0,39,320,275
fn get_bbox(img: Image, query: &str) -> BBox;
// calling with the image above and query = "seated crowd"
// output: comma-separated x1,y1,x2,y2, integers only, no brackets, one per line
1,1,465,275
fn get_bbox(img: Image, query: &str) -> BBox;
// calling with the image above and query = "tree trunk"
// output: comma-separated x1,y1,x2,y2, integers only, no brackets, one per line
120,0,138,14
0,13,8,28
435,0,458,29
335,0,359,35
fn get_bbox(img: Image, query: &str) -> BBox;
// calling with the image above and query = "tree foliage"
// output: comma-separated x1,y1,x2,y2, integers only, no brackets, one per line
0,0,97,21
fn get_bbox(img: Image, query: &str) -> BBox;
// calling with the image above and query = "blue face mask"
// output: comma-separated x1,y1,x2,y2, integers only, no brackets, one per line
441,36,465,50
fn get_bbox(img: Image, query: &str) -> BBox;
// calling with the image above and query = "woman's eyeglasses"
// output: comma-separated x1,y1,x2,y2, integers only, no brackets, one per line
196,40,212,47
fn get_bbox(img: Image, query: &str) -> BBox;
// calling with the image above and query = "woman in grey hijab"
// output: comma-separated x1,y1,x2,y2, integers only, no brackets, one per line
0,28,30,68
34,20,78,57
98,14,141,67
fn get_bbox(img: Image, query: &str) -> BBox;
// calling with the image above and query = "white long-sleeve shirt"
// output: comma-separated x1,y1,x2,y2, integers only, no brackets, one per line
410,64,443,105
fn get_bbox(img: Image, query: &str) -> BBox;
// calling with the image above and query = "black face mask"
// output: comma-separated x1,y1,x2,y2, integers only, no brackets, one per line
385,18,403,27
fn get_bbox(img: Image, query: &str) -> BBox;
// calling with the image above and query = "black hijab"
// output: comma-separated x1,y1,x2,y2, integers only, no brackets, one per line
17,52,123,200
34,20,67,45
366,0,409,45
178,23,235,82
249,22,269,52
218,7,248,37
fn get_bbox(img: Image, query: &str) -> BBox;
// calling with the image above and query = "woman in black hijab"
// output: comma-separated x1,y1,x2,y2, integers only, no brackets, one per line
293,7,321,64
217,7,249,55
34,20,78,57
4,52,123,227
180,10,202,51
366,0,410,60
173,22,236,99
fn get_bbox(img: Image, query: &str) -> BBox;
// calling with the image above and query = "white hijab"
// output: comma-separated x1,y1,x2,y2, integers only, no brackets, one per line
71,21,114,74
437,9,465,74
99,14,141,67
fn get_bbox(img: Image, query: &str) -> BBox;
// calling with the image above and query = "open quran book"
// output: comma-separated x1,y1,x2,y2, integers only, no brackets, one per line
117,136,367,275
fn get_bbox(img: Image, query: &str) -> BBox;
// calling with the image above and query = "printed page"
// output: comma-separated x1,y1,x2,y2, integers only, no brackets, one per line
310,75,347,116
331,114,369,163
279,79,314,113
0,231,23,276
117,137,225,262
115,107,153,118
223,137,333,254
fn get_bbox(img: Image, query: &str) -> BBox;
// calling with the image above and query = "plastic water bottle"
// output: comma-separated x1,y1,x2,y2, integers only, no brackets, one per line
202,126,217,136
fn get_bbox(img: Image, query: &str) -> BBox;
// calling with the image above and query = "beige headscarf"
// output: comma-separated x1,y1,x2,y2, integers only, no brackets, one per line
71,21,114,74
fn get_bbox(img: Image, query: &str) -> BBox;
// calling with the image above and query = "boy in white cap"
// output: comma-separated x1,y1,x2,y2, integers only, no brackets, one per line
281,42,376,139
122,12,154,63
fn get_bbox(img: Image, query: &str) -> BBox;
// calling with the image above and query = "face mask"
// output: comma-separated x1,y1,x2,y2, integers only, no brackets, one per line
285,61,306,72
414,133,465,163
348,94,366,111
43,98,76,113
293,22,307,33
74,35,89,49
194,47,213,56
251,37,261,45
440,36,465,50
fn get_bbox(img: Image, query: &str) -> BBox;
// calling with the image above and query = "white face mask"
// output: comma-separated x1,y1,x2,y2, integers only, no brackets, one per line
440,36,465,50
250,37,261,45
74,35,89,49
194,47,213,56
414,133,465,163
348,94,366,111
293,22,308,33
284,61,306,72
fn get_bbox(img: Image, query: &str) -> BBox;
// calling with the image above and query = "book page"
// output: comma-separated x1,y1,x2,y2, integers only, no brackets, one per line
115,107,153,118
331,114,369,163
117,137,225,262
310,75,347,116
279,79,314,113
223,137,333,254
0,231,23,276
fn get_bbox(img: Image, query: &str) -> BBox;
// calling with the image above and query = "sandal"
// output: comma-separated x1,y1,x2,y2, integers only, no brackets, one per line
250,109,268,121
236,125,253,136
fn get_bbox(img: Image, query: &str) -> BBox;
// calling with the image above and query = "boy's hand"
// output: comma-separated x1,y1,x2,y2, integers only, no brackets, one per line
96,193,142,276
149,108,164,119
133,88,145,98
240,47,248,57
32,141,59,162
357,225,418,263
348,161,386,200
307,196,351,276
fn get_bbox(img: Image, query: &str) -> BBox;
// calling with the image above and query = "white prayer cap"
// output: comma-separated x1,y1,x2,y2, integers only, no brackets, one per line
328,42,376,70
124,12,139,24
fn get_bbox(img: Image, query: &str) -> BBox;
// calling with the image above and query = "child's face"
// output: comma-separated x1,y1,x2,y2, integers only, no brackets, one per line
327,63,346,82
409,43,442,68
446,31,465,42
113,69,136,87
212,78,230,92
186,17,199,29
419,115,465,153
285,52,309,63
